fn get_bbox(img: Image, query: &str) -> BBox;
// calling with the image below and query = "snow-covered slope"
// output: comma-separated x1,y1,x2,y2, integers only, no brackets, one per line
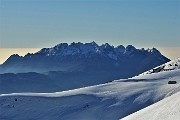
0,71,119,94
1,69,180,120
139,58,180,76
122,91,180,120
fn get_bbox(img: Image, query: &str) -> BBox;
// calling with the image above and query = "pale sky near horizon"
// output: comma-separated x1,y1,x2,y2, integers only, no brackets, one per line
0,0,179,63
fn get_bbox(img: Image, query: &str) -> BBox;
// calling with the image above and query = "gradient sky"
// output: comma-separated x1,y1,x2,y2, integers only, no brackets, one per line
0,0,180,63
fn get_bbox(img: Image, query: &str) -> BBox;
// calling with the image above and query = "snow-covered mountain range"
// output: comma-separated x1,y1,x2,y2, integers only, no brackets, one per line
0,42,169,77
0,58,180,120
0,42,170,93
36,42,162,59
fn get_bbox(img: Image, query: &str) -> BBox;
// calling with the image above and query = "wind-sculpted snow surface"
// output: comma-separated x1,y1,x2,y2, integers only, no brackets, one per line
1,69,180,120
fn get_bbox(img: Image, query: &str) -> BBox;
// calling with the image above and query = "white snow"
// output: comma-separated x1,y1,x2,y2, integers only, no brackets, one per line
1,69,180,120
122,91,180,120
139,58,180,76
37,42,165,61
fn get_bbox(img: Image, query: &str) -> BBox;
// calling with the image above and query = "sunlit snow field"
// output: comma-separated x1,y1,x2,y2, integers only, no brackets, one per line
1,68,180,120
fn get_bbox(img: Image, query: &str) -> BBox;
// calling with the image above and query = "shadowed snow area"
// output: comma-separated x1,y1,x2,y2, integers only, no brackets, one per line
0,69,180,120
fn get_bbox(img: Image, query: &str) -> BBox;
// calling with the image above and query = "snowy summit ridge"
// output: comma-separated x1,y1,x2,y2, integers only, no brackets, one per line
37,42,162,59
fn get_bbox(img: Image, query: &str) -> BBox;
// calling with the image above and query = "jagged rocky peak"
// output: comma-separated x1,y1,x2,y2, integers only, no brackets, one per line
124,45,137,55
87,41,98,46
37,48,50,54
80,42,101,54
24,53,34,57
54,43,69,49
8,54,23,59
2,54,22,65
101,43,113,48
114,45,125,53
34,42,165,58
116,45,125,49
147,48,161,55
80,41,98,48
11,54,21,57
91,41,97,45
70,42,81,47
100,43,115,53
126,45,136,51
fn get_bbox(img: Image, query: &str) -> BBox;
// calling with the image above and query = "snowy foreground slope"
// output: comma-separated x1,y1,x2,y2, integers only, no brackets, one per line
122,91,180,120
0,69,180,120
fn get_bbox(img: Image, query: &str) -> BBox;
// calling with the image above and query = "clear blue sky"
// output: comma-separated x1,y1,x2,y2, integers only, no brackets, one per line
0,0,180,48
